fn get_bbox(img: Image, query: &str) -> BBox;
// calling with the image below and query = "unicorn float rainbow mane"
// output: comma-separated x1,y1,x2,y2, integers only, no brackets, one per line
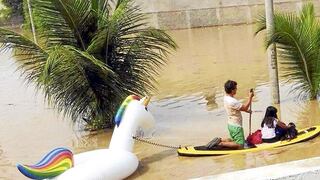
114,95,140,127
17,148,73,179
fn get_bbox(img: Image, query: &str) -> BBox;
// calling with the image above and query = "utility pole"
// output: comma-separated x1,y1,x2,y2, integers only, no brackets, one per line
27,0,37,44
265,0,280,104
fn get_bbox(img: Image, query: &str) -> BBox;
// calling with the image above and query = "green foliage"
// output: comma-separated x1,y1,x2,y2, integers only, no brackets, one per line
256,3,320,99
2,0,23,17
0,0,177,130
0,1,11,21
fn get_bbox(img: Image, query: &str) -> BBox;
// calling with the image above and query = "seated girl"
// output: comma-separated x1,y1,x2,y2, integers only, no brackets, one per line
261,106,288,143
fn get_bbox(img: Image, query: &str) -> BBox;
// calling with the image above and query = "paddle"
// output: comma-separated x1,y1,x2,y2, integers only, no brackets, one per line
249,88,253,135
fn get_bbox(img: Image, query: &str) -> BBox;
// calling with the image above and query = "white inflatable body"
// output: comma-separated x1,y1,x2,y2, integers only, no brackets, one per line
52,96,155,180
54,149,138,180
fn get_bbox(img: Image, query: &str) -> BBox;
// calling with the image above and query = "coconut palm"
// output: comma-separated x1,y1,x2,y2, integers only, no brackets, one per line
256,3,320,99
0,0,177,129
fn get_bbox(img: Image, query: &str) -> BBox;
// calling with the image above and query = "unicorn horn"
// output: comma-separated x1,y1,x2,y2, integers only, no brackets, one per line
143,96,151,106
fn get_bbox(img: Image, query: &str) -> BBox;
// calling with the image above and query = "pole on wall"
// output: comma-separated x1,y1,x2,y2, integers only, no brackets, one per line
265,0,280,104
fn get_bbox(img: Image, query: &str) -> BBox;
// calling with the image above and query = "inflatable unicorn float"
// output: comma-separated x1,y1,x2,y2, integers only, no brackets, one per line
17,95,155,179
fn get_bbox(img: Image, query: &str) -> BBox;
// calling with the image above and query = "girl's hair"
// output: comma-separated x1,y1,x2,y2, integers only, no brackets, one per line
261,106,278,128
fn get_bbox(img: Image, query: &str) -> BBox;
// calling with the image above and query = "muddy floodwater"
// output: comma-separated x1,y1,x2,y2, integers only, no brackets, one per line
1,24,320,180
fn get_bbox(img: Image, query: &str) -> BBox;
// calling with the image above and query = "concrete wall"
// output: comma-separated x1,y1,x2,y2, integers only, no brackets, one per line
134,0,320,29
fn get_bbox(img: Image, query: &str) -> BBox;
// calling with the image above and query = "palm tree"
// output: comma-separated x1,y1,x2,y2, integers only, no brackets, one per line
256,3,320,100
0,0,177,129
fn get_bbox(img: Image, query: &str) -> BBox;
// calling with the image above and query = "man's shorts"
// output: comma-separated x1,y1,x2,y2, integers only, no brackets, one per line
228,124,245,145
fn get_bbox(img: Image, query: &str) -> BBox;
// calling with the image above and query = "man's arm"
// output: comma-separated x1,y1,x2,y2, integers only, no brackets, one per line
239,90,254,112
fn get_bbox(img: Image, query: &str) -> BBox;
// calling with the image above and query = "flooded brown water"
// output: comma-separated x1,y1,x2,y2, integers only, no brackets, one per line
1,24,320,180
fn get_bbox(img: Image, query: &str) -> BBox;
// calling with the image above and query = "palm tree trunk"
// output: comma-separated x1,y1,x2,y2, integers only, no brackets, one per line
265,0,280,104
26,0,37,44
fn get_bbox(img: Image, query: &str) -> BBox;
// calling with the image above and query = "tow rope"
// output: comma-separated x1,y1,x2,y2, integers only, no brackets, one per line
132,136,181,149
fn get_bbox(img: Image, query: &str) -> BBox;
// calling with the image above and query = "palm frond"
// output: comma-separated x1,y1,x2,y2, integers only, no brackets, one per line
0,28,47,84
117,28,177,94
31,0,96,49
24,0,75,47
87,0,177,96
91,0,115,28
256,3,320,99
41,45,124,126
255,14,266,35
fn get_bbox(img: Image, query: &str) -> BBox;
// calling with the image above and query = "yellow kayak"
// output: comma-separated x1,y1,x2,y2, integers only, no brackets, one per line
177,126,320,156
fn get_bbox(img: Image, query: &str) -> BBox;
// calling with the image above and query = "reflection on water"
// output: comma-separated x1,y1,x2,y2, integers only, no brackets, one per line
0,24,320,179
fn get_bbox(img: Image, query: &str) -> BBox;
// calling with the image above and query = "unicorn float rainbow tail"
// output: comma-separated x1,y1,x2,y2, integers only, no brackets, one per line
17,147,73,179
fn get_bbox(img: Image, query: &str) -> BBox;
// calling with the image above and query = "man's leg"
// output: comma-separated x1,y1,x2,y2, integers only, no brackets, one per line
222,125,245,149
219,141,243,149
221,138,232,142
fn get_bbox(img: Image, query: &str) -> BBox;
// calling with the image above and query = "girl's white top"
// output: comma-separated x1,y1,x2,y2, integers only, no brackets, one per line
261,118,278,139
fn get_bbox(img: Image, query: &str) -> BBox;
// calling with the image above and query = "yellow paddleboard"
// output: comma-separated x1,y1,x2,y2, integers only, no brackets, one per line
177,126,320,156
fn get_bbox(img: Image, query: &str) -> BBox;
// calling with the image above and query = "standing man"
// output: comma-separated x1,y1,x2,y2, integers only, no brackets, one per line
207,80,254,150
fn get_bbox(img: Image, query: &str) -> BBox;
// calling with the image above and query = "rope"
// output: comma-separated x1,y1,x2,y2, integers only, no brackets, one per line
132,136,181,149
